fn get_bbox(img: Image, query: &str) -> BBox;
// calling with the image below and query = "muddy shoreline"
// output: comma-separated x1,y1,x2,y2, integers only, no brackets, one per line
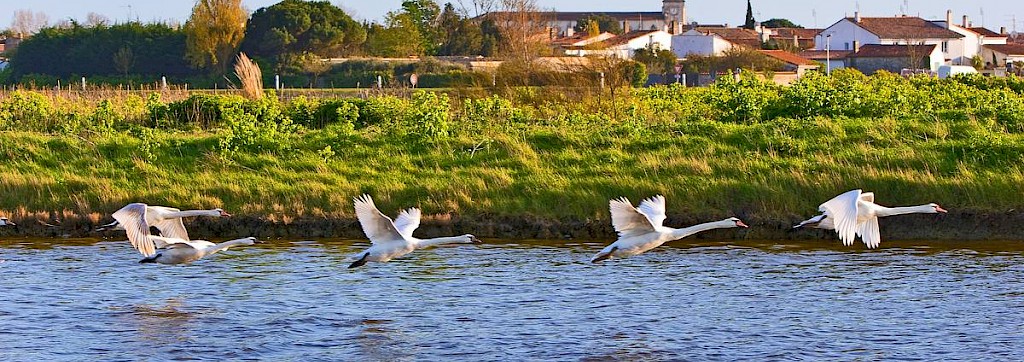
0,209,1021,241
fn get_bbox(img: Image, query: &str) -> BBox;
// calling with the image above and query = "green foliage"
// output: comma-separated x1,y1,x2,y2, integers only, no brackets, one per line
761,18,802,28
8,22,192,80
633,45,677,74
0,91,54,131
240,0,366,65
363,12,425,57
573,14,624,35
408,91,452,142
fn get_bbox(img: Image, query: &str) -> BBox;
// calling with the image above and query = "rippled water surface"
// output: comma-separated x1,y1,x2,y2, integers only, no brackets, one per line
1,238,1023,360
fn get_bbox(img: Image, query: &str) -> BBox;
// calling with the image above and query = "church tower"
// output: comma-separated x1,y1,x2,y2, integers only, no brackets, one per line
662,0,686,34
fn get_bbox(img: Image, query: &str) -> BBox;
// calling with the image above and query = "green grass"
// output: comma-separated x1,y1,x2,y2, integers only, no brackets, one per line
2,71,1024,223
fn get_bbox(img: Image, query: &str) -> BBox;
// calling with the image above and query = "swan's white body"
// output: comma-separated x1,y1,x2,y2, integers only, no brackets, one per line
112,203,256,264
591,195,748,263
0,217,14,226
794,189,947,248
349,194,480,268
98,203,230,240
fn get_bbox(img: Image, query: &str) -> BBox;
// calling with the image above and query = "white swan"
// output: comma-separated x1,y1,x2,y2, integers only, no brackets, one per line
0,216,14,226
112,203,258,264
98,203,231,240
794,189,947,248
349,194,481,268
591,195,748,263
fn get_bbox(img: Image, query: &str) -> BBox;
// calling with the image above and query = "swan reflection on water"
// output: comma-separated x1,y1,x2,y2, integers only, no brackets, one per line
115,298,206,344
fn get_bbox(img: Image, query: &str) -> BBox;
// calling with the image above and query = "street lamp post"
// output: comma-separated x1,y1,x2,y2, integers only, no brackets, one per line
825,34,832,75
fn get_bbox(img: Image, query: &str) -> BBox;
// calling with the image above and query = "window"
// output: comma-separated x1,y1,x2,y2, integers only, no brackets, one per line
941,41,949,52
845,42,850,50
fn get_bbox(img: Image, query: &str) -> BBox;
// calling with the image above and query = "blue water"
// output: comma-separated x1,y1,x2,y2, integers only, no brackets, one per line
1,238,1022,360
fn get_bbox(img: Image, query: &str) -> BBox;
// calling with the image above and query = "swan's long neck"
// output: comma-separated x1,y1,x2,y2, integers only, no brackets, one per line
875,205,935,217
166,209,221,218
200,238,254,256
416,236,471,249
669,220,735,240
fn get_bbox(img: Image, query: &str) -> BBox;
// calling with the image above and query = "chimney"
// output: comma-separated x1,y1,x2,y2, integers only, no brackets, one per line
854,11,861,23
623,21,631,33
793,34,799,47
946,10,953,29
1001,26,1008,35
566,27,574,37
853,40,860,52
962,15,968,28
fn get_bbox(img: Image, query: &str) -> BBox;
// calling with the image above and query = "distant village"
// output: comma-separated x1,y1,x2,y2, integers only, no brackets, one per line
0,0,1022,88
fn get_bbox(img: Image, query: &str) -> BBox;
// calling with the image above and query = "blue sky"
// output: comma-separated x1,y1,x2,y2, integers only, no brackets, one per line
0,0,1020,33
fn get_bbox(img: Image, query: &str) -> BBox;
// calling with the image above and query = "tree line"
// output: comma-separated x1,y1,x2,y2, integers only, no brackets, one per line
1,0,567,85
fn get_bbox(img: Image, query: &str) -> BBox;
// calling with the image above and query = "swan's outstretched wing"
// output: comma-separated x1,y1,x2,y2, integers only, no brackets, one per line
818,189,862,246
860,192,875,204
150,236,202,250
394,208,421,237
353,194,405,245
609,197,656,237
857,217,881,249
145,206,190,240
794,214,834,229
112,203,157,257
637,195,667,228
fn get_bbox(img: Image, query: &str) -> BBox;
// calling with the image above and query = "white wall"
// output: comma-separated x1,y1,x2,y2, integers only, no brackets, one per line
815,19,881,51
672,32,734,57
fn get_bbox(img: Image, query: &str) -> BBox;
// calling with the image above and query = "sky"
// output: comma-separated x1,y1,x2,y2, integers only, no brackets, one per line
0,0,1021,33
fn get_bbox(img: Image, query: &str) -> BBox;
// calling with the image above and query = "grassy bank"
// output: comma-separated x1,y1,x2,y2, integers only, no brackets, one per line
2,70,1024,237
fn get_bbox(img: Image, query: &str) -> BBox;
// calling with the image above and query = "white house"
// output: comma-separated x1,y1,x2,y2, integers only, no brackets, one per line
981,44,1024,68
932,13,1008,65
814,13,962,63
672,27,763,57
568,30,673,58
490,0,688,37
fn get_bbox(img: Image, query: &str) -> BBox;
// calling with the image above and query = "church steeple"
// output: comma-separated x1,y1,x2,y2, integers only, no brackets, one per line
662,0,686,34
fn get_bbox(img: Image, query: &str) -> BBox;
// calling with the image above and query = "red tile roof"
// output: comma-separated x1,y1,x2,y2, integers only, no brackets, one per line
967,27,1005,37
848,17,962,40
694,27,762,47
602,30,662,47
758,50,818,66
771,28,822,39
848,44,938,58
983,44,1024,56
797,50,854,60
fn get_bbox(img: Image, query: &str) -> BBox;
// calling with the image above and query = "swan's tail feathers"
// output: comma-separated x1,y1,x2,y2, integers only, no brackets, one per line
139,254,160,264
348,253,370,269
95,220,120,232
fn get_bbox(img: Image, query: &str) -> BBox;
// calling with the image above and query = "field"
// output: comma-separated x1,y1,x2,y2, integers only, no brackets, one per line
2,70,1024,238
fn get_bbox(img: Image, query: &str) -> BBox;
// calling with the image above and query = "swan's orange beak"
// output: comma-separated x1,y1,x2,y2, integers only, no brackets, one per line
935,206,947,213
736,220,749,228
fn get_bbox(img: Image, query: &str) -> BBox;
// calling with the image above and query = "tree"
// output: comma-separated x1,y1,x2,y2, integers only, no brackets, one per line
401,0,442,54
490,0,550,60
240,0,367,65
633,44,677,74
743,0,756,30
185,0,248,74
85,13,110,27
363,12,424,57
438,3,483,56
10,9,49,35
573,14,624,35
761,18,801,28
112,46,135,77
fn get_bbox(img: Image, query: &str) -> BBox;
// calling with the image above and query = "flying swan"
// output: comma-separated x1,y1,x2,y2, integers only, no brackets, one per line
591,195,748,263
794,189,947,248
97,203,231,240
349,194,481,268
112,203,258,264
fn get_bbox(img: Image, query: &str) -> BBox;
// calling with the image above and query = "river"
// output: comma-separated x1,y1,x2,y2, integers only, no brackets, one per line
1,238,1022,360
